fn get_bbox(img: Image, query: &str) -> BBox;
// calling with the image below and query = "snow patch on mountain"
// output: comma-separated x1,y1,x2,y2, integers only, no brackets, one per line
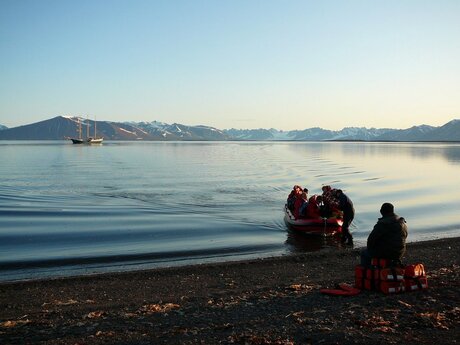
3,116,459,141
118,127,137,135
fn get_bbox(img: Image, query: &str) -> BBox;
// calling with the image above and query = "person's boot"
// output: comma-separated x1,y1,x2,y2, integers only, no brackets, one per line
346,233,353,245
341,231,353,245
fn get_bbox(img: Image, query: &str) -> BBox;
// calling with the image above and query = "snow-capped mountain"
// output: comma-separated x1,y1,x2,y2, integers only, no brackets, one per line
0,124,7,131
225,124,455,141
224,128,284,140
128,121,230,140
422,120,460,141
330,127,391,141
0,116,459,141
224,127,395,141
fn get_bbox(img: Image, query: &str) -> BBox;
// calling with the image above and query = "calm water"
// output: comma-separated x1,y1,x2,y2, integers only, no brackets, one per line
1,141,460,282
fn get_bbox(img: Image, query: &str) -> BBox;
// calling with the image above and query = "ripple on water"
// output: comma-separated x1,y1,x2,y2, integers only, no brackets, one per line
1,141,459,281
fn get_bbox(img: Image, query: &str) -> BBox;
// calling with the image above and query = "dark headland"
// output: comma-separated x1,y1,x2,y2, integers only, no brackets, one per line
1,237,459,344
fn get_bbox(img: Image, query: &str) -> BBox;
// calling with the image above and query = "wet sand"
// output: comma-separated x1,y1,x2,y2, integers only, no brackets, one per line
1,237,459,344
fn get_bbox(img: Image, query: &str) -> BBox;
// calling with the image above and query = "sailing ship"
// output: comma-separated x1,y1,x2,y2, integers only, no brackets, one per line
70,117,103,144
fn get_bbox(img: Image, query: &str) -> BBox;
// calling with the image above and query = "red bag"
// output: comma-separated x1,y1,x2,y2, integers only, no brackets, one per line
355,265,365,278
367,268,379,280
371,258,390,268
377,267,405,281
405,276,428,291
355,277,375,290
380,281,405,294
355,265,365,289
364,279,375,290
355,276,362,289
356,262,428,294
355,266,377,290
405,264,425,278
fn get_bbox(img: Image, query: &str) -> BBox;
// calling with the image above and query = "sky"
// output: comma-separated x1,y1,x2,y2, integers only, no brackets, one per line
0,0,459,130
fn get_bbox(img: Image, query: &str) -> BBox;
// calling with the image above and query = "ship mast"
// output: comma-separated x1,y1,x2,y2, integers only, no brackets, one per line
77,118,82,140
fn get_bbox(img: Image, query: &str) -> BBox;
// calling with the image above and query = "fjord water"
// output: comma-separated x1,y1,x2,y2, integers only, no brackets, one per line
1,141,459,282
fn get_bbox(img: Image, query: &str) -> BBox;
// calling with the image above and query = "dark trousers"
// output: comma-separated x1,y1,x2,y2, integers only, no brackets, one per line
342,215,354,240
360,248,372,267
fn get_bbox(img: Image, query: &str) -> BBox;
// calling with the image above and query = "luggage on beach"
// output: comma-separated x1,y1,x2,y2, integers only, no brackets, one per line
405,263,426,278
377,265,405,294
404,263,428,291
371,258,391,268
404,276,428,291
355,265,379,290
355,265,368,290
354,259,427,294
380,280,405,294
377,267,405,281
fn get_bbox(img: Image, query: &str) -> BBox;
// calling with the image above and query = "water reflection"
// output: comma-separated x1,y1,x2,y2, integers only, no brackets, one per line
1,141,459,282
443,146,460,164
285,230,345,253
288,142,460,165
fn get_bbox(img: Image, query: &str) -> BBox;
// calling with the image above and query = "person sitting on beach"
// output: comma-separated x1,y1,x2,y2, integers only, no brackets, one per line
305,195,323,218
360,203,408,267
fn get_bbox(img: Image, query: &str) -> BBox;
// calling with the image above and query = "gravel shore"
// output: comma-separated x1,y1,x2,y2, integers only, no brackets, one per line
1,237,459,344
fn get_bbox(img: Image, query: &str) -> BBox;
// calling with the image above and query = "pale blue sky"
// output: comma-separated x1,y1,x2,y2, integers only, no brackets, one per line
1,0,459,130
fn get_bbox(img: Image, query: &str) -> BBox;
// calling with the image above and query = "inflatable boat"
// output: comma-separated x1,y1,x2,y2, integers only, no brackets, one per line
284,204,343,236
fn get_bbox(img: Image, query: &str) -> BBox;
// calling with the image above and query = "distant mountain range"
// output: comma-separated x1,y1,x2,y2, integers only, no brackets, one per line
0,116,459,141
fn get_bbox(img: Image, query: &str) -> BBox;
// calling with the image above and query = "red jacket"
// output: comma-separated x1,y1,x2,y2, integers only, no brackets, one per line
306,195,321,218
293,197,304,218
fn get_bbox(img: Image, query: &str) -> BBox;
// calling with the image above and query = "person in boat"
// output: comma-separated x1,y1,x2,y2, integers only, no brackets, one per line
287,185,302,211
294,190,309,219
305,195,323,218
299,189,309,217
320,185,334,217
321,185,332,197
335,189,355,244
360,203,408,267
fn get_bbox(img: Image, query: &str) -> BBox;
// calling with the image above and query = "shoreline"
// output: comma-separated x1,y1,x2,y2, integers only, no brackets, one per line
2,234,457,285
1,237,459,344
